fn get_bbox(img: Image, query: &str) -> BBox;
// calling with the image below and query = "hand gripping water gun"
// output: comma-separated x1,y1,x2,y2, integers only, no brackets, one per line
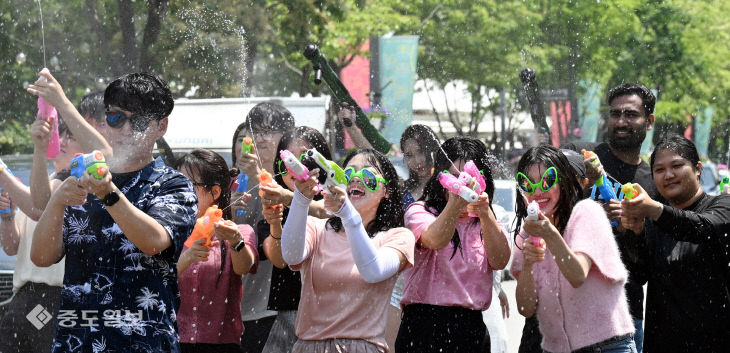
37,68,60,159
306,148,348,193
438,171,479,203
184,205,223,248
258,169,284,213
0,167,17,214
525,200,544,249
463,160,487,217
582,150,619,226
720,177,730,193
281,150,310,181
621,183,638,200
69,150,108,180
234,137,254,217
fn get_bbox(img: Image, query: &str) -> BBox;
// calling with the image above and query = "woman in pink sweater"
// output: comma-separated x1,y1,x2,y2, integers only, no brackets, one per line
511,145,636,353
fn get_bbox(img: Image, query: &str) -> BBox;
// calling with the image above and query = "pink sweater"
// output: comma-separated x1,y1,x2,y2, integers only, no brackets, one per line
510,199,634,353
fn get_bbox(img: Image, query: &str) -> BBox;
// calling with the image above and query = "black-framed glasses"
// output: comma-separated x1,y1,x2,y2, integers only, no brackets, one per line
105,111,156,132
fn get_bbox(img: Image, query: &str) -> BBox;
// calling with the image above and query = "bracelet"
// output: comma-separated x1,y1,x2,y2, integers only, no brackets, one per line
269,234,281,240
1,214,15,222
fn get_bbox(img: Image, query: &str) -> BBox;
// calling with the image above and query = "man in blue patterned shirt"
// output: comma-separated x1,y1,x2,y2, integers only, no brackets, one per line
31,73,197,353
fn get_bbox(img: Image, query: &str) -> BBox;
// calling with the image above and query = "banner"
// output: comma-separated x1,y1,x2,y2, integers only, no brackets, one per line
694,106,714,157
577,80,601,142
377,36,419,144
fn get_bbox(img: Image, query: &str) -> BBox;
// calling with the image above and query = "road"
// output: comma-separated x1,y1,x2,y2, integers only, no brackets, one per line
483,279,524,353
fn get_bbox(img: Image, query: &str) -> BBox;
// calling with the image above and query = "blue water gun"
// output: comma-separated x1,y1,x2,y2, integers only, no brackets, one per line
583,150,618,226
235,173,248,217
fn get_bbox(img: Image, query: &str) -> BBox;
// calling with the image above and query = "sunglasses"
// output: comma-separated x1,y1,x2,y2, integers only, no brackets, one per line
105,111,156,132
516,167,560,194
344,167,388,193
276,153,307,176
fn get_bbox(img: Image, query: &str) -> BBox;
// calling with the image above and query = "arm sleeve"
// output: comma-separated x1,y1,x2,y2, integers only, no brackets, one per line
336,199,402,283
655,196,730,246
281,188,312,266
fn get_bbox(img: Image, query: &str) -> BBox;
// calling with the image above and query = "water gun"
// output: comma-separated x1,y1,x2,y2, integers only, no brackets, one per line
281,150,310,181
462,160,487,217
241,136,254,155
184,205,223,248
438,171,478,203
0,168,16,214
37,68,59,159
525,200,544,249
69,150,108,180
621,183,638,200
720,176,730,193
234,173,247,217
306,148,347,193
583,150,618,226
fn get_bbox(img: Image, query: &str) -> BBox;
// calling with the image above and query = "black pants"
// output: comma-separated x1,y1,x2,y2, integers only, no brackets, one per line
240,316,277,353
395,303,488,353
0,282,61,353
519,315,543,353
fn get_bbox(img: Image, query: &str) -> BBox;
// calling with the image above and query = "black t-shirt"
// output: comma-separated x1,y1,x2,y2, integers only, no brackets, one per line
562,141,657,320
255,209,302,311
641,193,730,352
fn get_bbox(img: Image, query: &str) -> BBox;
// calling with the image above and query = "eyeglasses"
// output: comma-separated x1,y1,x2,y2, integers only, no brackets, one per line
276,153,307,176
516,167,560,194
105,111,156,132
344,167,388,192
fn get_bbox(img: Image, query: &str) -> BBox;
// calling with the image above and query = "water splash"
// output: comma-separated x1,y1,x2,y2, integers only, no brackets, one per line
36,0,47,68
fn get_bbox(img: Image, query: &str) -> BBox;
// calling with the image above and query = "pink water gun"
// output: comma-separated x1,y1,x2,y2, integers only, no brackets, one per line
526,201,544,249
438,171,478,203
280,150,310,181
37,68,59,159
463,160,486,217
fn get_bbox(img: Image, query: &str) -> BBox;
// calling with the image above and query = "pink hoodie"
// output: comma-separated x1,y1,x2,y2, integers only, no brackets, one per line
511,199,634,353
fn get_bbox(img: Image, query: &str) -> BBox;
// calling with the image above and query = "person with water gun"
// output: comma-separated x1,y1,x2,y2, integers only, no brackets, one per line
561,83,659,352
256,126,332,353
175,149,258,352
620,134,730,353
511,145,636,353
396,137,509,353
229,102,296,353
31,73,197,352
281,148,414,353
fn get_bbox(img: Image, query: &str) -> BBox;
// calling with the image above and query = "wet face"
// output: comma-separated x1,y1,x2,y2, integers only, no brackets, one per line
403,138,431,180
104,106,167,169
607,94,653,151
180,166,215,218
252,126,284,171
281,138,310,191
54,130,83,171
523,163,561,220
652,149,701,206
345,154,389,218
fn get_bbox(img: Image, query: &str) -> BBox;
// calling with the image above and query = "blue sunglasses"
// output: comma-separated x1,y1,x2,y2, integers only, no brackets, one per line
105,111,156,132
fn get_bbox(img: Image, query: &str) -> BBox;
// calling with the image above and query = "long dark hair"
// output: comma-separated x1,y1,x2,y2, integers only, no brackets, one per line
175,149,239,278
513,145,583,245
400,124,440,191
273,126,331,192
326,149,404,237
421,136,495,258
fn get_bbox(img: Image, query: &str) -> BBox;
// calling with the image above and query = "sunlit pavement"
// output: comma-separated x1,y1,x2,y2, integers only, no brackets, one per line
483,279,523,353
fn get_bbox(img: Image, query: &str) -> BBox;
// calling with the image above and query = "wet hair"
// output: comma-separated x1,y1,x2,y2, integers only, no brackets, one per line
400,124,440,192
273,126,331,194
57,117,70,137
175,149,239,279
421,136,495,258
607,82,656,116
231,101,296,166
104,72,174,120
78,91,105,123
513,145,584,246
650,133,701,174
326,148,404,237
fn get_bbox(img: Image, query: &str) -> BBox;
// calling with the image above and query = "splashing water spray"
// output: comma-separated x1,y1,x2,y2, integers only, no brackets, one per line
35,0,60,159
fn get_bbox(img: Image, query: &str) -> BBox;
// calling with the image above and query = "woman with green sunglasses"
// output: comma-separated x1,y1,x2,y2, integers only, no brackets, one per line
280,148,415,353
511,145,636,353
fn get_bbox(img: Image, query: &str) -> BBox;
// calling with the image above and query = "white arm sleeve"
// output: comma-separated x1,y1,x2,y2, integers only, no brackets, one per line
336,199,402,283
281,188,311,266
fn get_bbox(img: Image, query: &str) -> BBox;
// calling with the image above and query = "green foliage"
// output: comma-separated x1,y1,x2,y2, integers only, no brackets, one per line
0,119,32,155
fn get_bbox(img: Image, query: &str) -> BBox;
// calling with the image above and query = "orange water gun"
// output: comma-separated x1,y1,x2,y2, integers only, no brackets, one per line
184,205,223,247
258,169,284,212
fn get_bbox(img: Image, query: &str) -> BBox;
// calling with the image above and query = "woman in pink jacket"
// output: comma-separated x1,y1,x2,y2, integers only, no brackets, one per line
511,145,636,353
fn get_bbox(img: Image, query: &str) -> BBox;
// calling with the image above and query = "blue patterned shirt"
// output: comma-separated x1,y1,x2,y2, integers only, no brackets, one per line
52,158,197,353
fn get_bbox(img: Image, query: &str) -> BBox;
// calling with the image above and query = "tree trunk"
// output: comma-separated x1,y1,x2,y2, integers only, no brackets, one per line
243,38,257,97
117,0,138,73
85,0,120,76
139,0,170,73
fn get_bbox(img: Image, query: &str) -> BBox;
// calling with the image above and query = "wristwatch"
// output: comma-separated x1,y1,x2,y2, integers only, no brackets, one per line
232,239,246,252
101,190,121,207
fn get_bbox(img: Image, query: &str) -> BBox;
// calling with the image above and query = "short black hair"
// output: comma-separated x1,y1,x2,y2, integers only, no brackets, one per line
650,133,701,172
607,82,656,116
78,91,105,123
245,101,295,133
104,72,174,119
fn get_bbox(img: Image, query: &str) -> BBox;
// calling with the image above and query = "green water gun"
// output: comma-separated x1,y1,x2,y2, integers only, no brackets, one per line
720,177,730,193
622,183,638,200
305,148,347,193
